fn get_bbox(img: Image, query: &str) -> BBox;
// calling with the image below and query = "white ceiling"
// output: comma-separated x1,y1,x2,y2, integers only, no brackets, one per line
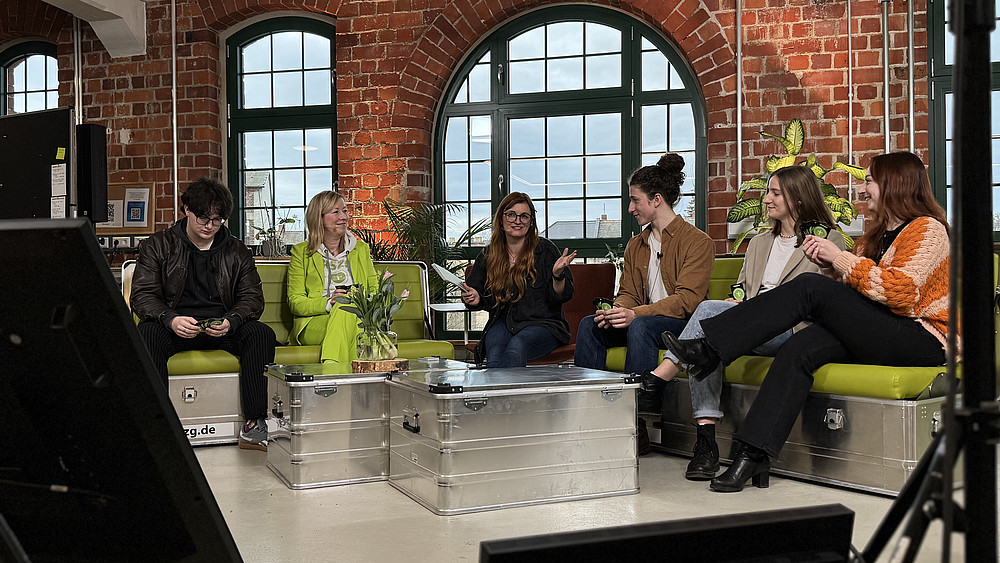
44,0,147,58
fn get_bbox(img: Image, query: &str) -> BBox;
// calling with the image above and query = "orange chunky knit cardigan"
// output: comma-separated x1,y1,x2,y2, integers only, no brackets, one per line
831,216,952,348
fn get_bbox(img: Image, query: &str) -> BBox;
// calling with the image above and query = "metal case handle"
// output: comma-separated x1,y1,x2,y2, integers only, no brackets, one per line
402,407,420,434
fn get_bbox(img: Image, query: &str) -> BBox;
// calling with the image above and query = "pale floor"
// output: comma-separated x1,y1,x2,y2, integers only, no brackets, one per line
194,445,991,562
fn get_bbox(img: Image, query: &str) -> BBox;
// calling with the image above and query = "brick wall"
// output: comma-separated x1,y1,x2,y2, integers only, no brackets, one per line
1,0,930,252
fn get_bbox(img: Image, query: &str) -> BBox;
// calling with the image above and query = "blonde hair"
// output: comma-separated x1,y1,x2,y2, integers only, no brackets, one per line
305,190,345,254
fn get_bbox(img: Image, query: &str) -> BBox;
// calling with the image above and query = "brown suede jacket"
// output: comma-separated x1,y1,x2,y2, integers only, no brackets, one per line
615,215,714,319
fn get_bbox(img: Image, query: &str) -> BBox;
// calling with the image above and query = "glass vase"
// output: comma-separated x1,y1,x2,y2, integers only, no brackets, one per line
356,329,398,361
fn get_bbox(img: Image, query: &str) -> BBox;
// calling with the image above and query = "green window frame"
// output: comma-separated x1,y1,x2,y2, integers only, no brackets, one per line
928,0,1000,239
434,6,707,337
1,41,58,115
225,17,337,251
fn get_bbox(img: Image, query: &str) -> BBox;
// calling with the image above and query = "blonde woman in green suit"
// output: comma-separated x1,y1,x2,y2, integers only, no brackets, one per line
286,191,377,367
636,165,844,479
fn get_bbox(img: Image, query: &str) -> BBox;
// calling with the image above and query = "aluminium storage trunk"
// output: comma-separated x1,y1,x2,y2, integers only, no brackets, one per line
266,363,388,489
168,372,242,446
386,364,640,515
644,378,956,495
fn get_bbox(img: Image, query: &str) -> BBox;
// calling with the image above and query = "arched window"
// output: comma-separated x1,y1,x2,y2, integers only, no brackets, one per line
436,6,707,257
225,17,336,251
1,41,58,115
928,0,1000,237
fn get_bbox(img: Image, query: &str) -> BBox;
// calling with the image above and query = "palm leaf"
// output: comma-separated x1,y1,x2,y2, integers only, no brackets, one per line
727,197,763,222
737,177,767,200
832,161,867,181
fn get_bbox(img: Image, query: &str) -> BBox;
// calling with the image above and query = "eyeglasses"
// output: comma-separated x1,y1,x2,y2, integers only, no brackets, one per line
194,215,226,227
503,211,532,224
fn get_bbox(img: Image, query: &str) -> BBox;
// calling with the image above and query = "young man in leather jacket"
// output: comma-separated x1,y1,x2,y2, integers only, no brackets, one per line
131,177,276,451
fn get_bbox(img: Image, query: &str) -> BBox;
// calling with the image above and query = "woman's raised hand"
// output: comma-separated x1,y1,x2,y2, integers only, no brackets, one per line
553,247,577,279
461,283,480,306
802,235,841,267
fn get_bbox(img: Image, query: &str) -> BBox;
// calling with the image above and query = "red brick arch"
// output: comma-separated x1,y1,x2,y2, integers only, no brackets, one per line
197,0,344,31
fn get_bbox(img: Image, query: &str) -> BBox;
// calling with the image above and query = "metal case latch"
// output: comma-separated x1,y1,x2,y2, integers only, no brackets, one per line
824,408,845,430
314,384,338,398
271,393,284,419
931,411,941,436
182,386,197,403
602,388,624,402
464,397,488,411
403,407,420,434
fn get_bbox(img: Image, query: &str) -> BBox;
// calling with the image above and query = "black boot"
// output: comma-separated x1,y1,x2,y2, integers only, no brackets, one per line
636,370,667,415
709,442,770,492
685,424,720,480
661,332,720,381
636,417,651,456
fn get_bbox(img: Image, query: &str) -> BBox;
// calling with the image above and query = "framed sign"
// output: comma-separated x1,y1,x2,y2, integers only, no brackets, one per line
96,182,155,235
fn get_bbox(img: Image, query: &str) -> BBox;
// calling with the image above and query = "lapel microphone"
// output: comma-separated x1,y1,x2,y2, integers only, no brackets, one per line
656,252,662,259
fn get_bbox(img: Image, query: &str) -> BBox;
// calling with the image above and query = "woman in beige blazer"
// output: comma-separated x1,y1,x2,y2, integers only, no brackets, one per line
637,165,845,480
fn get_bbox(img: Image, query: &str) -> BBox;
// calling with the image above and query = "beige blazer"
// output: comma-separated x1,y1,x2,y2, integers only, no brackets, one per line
738,229,846,330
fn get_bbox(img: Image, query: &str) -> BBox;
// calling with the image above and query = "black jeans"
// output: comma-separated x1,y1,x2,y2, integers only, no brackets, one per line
138,319,276,420
700,273,946,457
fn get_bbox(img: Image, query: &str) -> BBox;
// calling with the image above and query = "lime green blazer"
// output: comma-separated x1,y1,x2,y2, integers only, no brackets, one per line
286,239,377,345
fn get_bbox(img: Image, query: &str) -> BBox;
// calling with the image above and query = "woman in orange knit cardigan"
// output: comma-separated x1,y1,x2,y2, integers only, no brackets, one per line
665,151,952,493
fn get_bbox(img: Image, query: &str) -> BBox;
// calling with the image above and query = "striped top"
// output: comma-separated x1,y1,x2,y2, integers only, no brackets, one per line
832,216,952,348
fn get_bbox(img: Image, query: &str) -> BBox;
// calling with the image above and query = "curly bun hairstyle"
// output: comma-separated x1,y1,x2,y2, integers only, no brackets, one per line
627,153,685,207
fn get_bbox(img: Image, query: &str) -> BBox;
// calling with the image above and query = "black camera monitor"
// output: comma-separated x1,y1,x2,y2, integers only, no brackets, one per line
0,218,240,561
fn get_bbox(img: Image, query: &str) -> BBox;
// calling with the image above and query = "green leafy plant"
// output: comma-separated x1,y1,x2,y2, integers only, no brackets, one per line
728,119,866,252
333,270,409,359
253,211,297,257
353,199,490,297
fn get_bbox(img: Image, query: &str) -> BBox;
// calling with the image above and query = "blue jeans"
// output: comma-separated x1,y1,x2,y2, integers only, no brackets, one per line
574,314,687,375
482,323,559,368
663,300,791,420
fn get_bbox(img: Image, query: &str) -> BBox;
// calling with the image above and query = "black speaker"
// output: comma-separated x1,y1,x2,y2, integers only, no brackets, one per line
480,504,855,562
76,123,108,223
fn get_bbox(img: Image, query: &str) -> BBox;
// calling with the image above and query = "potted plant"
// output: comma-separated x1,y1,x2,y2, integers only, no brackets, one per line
253,212,297,257
727,119,866,251
333,270,409,360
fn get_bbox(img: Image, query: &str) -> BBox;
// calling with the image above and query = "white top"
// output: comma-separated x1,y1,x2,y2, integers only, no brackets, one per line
320,232,358,300
646,234,669,304
759,235,798,294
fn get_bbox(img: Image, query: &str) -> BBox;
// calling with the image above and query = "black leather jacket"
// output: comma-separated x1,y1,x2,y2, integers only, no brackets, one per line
130,220,264,325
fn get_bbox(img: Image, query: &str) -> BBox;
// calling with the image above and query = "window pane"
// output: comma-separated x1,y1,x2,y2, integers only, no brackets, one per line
303,33,330,69
546,115,582,156
274,169,305,206
510,159,546,199
641,104,667,153
243,74,272,108
547,57,583,91
585,113,621,154
585,155,621,197
274,130,304,167
642,50,668,91
242,37,271,72
26,92,45,111
46,57,58,87
47,91,58,108
510,118,545,158
282,207,306,246
544,199,583,238
509,60,544,94
304,69,331,105
675,195,696,224
587,198,621,238
585,23,619,54
8,60,25,92
669,66,684,90
10,94,25,114
305,129,333,166
445,117,469,161
548,22,583,57
468,63,491,102
26,55,46,89
548,157,583,198
509,27,544,60
669,104,695,151
244,171,273,207
306,168,333,200
272,32,303,71
244,131,272,168
445,163,469,201
273,71,304,106
469,115,491,160
585,54,620,89
446,204,470,246
470,161,491,200
470,203,491,246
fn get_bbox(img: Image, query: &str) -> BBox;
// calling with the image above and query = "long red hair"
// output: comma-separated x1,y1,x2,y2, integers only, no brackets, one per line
485,192,539,306
855,152,948,261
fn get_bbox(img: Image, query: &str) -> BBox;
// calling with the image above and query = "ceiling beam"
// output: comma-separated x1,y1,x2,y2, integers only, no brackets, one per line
44,0,147,58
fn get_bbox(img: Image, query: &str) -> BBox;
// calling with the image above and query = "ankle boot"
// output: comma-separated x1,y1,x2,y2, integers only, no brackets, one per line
636,370,667,415
636,417,651,456
660,332,721,381
709,442,769,492
685,424,720,480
